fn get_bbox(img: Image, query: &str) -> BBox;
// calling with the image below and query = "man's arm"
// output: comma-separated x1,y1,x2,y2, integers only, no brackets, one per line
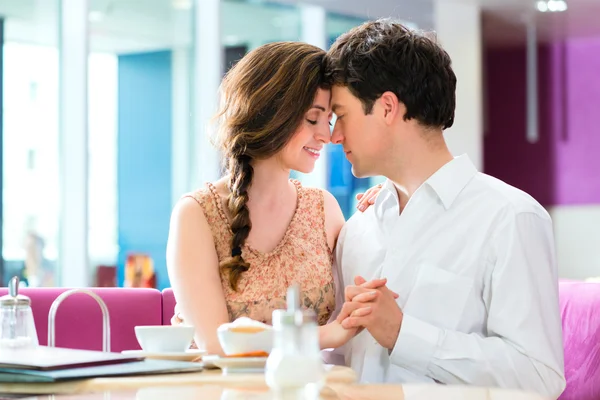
389,211,566,398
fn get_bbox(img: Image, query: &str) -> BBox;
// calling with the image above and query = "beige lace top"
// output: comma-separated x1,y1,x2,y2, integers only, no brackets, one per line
173,179,335,327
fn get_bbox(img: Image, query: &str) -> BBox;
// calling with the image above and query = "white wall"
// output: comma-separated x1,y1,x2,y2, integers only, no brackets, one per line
549,205,600,280
434,0,484,170
271,0,434,29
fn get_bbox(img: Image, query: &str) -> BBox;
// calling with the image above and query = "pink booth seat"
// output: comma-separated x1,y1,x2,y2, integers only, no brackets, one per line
161,288,176,325
558,281,600,400
0,287,162,352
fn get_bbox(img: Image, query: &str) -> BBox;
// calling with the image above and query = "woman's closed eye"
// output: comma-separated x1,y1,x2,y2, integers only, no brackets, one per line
307,118,330,126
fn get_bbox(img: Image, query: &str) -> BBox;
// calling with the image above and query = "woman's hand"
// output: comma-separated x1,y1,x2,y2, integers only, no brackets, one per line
320,320,363,350
320,278,398,349
355,183,384,212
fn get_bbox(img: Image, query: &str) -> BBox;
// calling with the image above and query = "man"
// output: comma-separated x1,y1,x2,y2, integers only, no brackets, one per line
326,19,566,398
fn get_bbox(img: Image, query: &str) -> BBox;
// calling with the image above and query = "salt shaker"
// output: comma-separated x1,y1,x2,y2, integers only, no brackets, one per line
0,276,39,349
265,284,325,396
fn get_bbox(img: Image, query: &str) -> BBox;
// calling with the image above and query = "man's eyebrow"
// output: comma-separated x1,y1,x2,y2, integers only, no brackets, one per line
332,103,344,112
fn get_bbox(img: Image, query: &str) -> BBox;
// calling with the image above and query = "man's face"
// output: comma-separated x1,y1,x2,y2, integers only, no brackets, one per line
331,85,389,178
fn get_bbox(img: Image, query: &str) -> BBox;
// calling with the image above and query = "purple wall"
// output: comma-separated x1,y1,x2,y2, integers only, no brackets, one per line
484,36,600,206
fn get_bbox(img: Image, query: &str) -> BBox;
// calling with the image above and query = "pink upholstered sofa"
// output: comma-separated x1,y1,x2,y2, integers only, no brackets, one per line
0,287,163,352
1,282,599,399
557,281,600,400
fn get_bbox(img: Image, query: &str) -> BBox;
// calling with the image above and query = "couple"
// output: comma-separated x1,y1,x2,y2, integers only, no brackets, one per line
166,19,566,398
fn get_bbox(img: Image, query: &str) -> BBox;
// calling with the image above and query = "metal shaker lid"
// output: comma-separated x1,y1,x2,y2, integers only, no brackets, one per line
0,276,31,307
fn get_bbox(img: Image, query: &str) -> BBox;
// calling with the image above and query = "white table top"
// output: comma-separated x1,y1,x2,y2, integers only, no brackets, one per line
17,381,552,400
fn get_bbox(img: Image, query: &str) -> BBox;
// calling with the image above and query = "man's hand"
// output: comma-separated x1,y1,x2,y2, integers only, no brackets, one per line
337,276,398,322
343,276,399,302
338,275,403,350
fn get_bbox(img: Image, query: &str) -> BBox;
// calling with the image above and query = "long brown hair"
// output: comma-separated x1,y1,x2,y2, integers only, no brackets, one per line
214,42,330,291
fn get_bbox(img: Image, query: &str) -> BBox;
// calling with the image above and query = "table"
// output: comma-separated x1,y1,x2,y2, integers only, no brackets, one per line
0,366,356,396
10,383,552,400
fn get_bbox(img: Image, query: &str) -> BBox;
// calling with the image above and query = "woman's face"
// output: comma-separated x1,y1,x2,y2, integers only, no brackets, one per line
278,88,332,174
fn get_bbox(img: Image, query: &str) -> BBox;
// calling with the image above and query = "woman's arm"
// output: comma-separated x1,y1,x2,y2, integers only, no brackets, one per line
318,189,396,351
316,190,361,350
166,197,230,355
321,189,346,253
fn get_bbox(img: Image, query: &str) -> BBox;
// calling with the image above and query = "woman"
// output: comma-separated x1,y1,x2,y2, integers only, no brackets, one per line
166,42,383,355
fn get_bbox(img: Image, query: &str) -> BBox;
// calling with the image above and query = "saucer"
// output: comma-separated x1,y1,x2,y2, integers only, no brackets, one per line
202,354,267,373
121,348,205,362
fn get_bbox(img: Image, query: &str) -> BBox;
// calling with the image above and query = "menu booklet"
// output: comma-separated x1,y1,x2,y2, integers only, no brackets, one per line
0,346,143,371
0,346,203,383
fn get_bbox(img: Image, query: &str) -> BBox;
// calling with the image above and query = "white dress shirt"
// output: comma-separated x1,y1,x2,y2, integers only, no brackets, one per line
331,155,566,398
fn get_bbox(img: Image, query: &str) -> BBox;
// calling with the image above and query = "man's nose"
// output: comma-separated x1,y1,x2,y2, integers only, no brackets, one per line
331,123,343,145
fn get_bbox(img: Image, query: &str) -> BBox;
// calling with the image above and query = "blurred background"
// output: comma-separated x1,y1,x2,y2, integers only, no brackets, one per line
0,0,597,290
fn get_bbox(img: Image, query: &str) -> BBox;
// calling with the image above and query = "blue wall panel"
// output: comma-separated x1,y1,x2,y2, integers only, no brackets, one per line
117,51,172,290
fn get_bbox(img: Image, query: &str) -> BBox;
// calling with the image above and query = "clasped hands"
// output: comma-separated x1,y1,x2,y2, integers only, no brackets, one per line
335,276,404,350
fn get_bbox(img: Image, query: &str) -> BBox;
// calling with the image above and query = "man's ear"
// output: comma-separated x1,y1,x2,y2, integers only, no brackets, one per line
379,91,403,125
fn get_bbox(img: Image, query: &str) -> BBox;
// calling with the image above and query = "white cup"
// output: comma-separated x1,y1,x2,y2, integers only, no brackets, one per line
217,317,273,356
134,325,194,353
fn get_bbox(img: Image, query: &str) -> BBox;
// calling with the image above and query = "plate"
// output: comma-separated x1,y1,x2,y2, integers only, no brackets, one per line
121,348,205,362
202,354,267,373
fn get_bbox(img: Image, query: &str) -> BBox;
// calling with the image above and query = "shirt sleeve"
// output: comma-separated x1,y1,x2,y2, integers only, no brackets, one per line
388,211,566,398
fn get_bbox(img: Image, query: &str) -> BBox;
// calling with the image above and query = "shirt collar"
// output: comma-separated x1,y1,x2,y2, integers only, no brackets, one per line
373,154,478,213
424,154,478,210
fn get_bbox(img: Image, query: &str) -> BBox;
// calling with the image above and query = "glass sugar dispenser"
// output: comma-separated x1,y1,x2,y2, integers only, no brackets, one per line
265,284,325,398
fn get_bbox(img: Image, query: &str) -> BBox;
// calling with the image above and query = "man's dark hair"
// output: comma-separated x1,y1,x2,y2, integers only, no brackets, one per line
326,19,456,130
